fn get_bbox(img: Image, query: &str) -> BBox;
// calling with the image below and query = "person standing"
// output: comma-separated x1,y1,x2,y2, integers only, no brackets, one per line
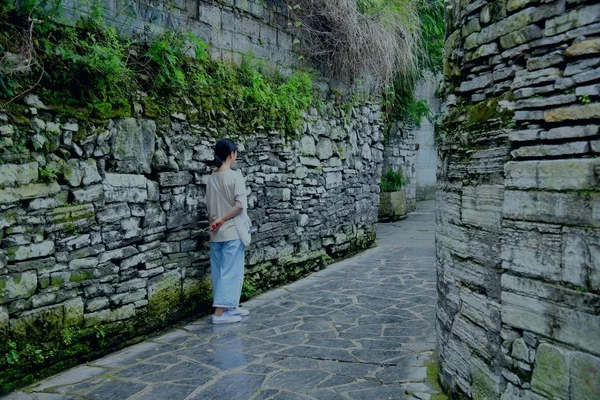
206,139,250,324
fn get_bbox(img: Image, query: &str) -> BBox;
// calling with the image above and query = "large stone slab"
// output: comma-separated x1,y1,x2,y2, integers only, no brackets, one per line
110,118,156,174
501,292,600,355
0,271,37,304
461,185,503,231
505,159,600,190
0,182,61,204
503,190,600,227
531,343,569,399
103,173,148,203
7,241,55,262
0,162,38,188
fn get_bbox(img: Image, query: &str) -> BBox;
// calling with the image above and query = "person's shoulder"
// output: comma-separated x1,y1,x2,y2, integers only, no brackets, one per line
232,169,245,179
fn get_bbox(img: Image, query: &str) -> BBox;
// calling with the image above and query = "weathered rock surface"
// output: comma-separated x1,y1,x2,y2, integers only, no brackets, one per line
439,0,600,399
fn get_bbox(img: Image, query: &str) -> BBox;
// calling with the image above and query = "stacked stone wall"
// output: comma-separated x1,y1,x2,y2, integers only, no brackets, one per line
383,122,418,212
0,96,383,391
437,0,600,399
51,0,296,71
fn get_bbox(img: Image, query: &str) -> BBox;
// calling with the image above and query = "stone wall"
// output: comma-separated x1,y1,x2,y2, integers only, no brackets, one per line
437,0,600,399
0,95,382,390
383,72,441,208
383,121,417,212
414,72,441,201
52,0,296,72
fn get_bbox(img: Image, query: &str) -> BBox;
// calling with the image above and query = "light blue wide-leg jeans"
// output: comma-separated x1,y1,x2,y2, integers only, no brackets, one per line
210,239,245,308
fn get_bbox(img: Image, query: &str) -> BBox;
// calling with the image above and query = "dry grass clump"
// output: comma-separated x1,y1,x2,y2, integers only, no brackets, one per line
289,0,422,89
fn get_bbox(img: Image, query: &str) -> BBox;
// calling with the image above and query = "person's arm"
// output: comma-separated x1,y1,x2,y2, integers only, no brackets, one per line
210,206,242,232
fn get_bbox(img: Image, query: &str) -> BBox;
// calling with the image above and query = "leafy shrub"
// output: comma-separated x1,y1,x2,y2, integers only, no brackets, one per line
381,168,405,192
0,3,314,136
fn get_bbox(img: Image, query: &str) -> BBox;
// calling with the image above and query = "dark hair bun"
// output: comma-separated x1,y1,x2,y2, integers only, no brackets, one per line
214,139,238,167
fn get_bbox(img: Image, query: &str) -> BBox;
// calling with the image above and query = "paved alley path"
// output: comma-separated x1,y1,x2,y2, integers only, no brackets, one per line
6,201,437,400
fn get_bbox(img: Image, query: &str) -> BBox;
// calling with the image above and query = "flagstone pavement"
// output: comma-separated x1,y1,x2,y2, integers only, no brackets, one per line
5,201,438,400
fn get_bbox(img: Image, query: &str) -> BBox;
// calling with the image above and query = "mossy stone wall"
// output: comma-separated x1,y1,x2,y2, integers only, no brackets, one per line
437,0,600,399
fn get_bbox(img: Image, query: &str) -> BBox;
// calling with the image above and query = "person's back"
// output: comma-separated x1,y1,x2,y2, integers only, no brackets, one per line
206,169,247,243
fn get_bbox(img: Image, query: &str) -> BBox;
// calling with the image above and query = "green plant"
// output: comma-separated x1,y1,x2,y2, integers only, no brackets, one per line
381,168,405,192
38,164,60,182
5,341,19,365
23,344,45,364
241,280,257,300
578,94,591,105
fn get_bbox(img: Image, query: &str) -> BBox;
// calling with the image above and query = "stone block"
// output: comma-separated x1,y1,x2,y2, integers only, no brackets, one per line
10,303,63,338
325,172,342,189
526,51,563,71
562,228,600,289
566,38,600,57
576,83,600,97
466,43,500,61
97,203,131,224
505,159,600,190
7,241,55,262
68,244,105,261
459,288,501,331
570,352,600,400
514,94,576,109
103,173,148,203
531,343,569,399
502,221,563,280
0,182,61,204
148,270,182,315
0,271,37,303
500,25,543,49
511,142,590,158
316,138,333,160
503,190,600,226
158,171,192,187
460,74,492,92
502,292,600,355
545,3,600,36
110,118,156,174
71,184,104,203
542,124,598,140
512,68,560,90
46,204,96,233
63,158,101,187
461,186,503,231
84,304,135,327
98,246,138,263
0,162,38,188
68,257,98,270
544,104,600,122
299,135,316,156
564,58,600,77
508,129,540,142
511,337,534,363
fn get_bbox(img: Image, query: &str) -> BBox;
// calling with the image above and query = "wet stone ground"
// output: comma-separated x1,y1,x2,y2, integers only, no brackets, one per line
5,201,437,400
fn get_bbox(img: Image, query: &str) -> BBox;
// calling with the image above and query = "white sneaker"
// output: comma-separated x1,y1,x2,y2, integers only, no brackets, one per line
228,307,250,317
212,311,242,324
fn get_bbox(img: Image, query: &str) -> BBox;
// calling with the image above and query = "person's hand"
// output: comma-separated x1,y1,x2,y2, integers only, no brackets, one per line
210,218,224,233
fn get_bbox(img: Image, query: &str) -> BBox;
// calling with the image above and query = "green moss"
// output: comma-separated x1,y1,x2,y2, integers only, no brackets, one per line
437,93,515,147
425,352,450,400
69,270,94,283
